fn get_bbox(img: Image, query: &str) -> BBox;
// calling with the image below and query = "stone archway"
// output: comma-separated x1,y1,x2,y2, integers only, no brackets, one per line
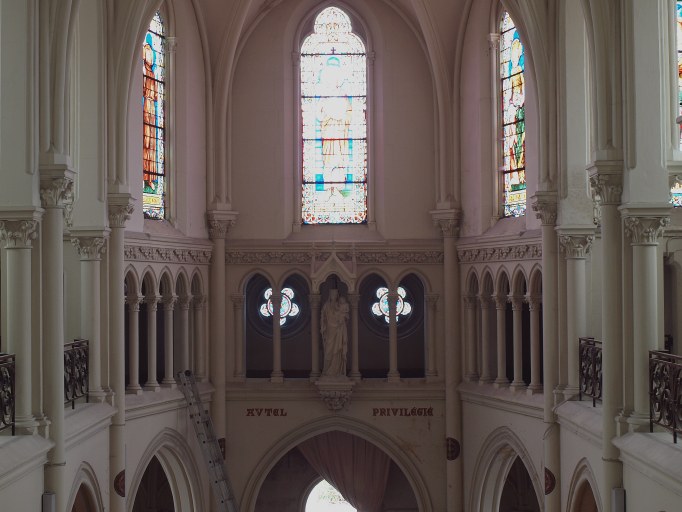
132,456,175,512
572,481,598,512
499,457,541,512
71,484,96,512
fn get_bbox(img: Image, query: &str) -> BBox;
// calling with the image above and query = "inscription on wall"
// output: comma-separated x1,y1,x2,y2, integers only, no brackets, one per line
245,408,288,417
372,407,434,417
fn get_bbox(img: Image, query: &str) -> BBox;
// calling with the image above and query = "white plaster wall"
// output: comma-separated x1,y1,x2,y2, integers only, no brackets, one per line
229,0,436,240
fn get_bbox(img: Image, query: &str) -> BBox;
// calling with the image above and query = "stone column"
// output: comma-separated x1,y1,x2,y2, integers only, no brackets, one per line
426,293,439,380
176,296,190,374
621,207,670,424
532,191,560,512
558,229,594,398
527,296,542,393
310,293,321,380
0,219,38,432
144,295,160,391
479,296,494,383
161,296,176,387
387,290,400,382
41,171,74,512
510,296,525,390
126,295,143,394
207,214,235,438
231,294,244,380
494,295,509,387
193,295,207,380
71,232,108,401
589,171,624,505
108,197,133,512
348,293,361,380
271,291,284,382
432,210,463,511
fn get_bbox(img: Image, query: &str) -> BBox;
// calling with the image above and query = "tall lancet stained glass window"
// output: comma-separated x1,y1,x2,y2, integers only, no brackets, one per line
500,12,526,217
142,12,167,219
301,7,367,224
673,1,682,206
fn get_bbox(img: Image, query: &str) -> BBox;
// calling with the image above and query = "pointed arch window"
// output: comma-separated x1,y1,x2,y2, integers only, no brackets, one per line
142,12,167,219
499,12,526,217
300,7,367,224
672,2,682,205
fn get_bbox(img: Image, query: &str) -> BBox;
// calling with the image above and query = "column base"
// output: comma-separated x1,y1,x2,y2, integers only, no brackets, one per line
14,415,38,435
479,376,494,384
526,384,543,395
126,385,143,395
144,382,160,392
510,381,526,391
464,372,479,382
309,371,321,383
493,378,509,389
562,385,580,401
626,411,650,433
270,371,284,383
387,372,400,383
161,379,177,389
88,390,108,403
34,414,51,437
350,371,361,382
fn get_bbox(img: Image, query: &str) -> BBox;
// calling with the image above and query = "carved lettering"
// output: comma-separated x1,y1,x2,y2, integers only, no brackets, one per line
371,406,435,417
245,407,287,417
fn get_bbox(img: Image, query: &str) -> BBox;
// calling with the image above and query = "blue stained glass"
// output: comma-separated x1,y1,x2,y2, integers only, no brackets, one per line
500,12,526,217
143,12,166,219
301,7,367,224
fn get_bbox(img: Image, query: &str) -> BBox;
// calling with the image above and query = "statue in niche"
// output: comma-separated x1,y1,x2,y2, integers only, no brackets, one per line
320,289,349,377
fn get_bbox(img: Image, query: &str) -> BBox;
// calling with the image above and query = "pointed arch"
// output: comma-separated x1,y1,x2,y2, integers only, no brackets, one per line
566,458,602,512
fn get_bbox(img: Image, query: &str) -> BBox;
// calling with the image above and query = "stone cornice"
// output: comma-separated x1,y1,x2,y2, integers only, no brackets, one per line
0,220,39,249
124,244,212,265
225,249,444,265
458,243,541,263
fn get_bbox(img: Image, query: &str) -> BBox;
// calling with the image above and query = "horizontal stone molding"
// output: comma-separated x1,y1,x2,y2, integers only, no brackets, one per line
124,244,212,264
458,243,542,263
225,250,444,265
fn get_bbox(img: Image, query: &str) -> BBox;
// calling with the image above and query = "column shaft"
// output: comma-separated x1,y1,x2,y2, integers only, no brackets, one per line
310,294,321,379
349,294,360,380
528,298,542,392
161,298,175,386
194,296,206,380
511,298,524,389
126,297,142,393
209,235,226,436
232,295,244,379
479,298,493,382
387,291,399,381
427,294,439,379
271,292,283,382
176,298,190,374
145,297,159,390
494,297,508,386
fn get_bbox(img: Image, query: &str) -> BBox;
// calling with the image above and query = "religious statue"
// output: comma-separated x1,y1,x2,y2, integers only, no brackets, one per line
320,289,350,377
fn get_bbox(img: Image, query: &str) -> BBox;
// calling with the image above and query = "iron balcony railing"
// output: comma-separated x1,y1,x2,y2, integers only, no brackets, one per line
64,339,89,409
0,353,15,435
649,350,682,443
579,337,602,407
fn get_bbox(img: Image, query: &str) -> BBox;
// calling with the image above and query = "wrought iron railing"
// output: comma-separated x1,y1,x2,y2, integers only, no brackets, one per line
649,350,682,443
579,337,602,407
64,339,89,409
0,353,15,435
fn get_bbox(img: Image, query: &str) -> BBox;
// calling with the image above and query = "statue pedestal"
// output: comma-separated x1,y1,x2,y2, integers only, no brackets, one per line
315,376,356,412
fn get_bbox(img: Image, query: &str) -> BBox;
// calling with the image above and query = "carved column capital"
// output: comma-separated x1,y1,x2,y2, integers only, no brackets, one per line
0,220,38,248
531,192,558,226
488,32,500,50
206,211,238,240
346,293,360,307
145,295,160,311
430,209,462,238
310,293,322,308
510,296,524,310
494,295,508,310
108,201,134,229
426,293,439,308
178,296,191,310
40,175,74,210
479,295,493,309
623,216,669,246
463,295,477,309
559,234,594,259
162,296,178,311
588,172,623,207
126,295,143,312
526,296,542,311
72,236,107,261
193,294,207,310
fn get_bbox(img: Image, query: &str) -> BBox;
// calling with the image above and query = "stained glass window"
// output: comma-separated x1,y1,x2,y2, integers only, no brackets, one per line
142,12,166,219
301,7,367,224
259,287,300,326
371,286,412,323
673,2,682,206
500,12,526,217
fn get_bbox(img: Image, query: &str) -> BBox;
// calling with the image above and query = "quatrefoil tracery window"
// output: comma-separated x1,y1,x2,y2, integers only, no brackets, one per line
371,286,412,323
259,287,300,326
